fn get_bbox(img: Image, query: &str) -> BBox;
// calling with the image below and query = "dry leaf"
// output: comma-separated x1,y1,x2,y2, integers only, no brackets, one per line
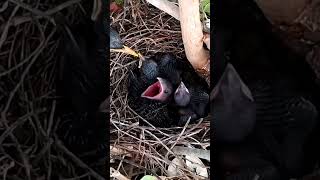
185,155,208,178
167,157,184,176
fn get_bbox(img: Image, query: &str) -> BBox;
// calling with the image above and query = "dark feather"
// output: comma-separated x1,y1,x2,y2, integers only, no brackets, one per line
212,0,320,179
212,63,256,143
155,53,181,88
173,57,210,125
110,26,124,49
128,53,210,127
128,67,176,127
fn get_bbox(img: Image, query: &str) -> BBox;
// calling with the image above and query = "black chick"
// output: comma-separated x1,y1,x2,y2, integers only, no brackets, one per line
152,53,210,126
249,80,318,178
56,14,108,158
133,55,175,102
228,1,320,178
110,26,140,57
212,0,320,179
210,61,269,180
173,61,210,125
217,80,318,180
110,26,123,49
154,53,182,88
127,56,177,127
211,63,256,143
128,53,209,127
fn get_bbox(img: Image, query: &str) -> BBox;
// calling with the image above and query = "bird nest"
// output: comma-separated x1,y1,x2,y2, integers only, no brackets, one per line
110,0,210,179
0,0,106,179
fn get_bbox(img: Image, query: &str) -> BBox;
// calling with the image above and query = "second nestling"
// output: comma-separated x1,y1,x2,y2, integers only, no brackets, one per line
128,53,210,127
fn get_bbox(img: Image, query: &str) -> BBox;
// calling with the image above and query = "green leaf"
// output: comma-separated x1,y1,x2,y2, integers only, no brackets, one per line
114,0,124,6
140,175,157,180
200,0,210,16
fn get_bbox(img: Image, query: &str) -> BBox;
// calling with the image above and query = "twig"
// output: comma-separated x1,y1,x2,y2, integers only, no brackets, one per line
172,147,210,161
2,161,15,180
0,5,19,50
46,100,56,136
1,28,55,117
0,2,9,13
1,121,32,180
8,0,81,17
32,138,53,164
0,115,29,144
91,0,102,21
54,137,105,180
110,167,130,180
167,118,190,157
62,173,91,180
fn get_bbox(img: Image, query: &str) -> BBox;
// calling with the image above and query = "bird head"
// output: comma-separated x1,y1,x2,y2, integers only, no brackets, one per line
174,81,191,106
110,27,141,58
141,77,173,102
141,59,159,80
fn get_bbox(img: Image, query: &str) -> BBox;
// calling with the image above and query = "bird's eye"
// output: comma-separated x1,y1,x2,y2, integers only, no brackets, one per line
164,90,169,93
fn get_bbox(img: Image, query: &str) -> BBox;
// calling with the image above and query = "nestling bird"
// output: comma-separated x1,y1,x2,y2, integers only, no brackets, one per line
212,0,320,179
127,57,176,127
211,63,256,143
128,53,210,127
110,27,178,127
174,59,210,125
110,26,141,57
227,2,320,178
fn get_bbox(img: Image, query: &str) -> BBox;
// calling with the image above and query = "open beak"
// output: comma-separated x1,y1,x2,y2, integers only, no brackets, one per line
141,77,172,102
110,45,141,57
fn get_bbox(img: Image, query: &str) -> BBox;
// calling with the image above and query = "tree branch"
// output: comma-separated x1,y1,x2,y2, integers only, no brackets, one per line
178,0,210,84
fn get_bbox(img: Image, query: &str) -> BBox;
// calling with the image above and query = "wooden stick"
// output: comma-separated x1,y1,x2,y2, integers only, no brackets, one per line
178,0,210,83
146,0,180,21
145,0,210,84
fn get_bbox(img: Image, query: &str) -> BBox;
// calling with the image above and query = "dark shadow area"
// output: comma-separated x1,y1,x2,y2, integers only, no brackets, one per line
0,0,108,179
212,0,320,180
